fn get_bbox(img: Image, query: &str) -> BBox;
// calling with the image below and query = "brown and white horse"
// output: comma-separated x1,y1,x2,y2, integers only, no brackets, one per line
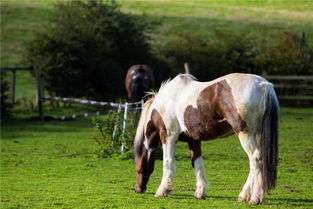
125,64,154,103
134,73,279,205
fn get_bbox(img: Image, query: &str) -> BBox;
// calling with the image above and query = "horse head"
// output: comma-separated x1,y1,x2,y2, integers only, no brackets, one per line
125,65,154,103
134,98,163,193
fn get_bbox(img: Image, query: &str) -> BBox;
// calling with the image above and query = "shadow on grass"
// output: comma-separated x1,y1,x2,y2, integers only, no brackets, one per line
144,191,313,207
264,197,313,207
144,192,234,200
1,113,94,140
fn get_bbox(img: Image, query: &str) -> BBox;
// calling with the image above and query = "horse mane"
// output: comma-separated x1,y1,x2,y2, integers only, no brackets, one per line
133,76,173,156
134,97,154,156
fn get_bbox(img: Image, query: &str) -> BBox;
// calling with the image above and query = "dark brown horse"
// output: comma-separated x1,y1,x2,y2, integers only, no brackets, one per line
125,65,154,103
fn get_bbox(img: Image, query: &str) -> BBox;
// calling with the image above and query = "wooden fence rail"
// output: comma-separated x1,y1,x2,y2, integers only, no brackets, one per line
2,66,313,110
1,67,33,104
263,74,313,102
263,75,313,80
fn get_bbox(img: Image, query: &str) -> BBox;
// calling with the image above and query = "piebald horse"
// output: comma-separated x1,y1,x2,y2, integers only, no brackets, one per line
134,73,279,205
125,64,154,103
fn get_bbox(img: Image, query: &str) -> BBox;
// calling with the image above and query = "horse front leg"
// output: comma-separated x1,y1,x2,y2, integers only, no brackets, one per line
187,139,209,199
155,135,176,197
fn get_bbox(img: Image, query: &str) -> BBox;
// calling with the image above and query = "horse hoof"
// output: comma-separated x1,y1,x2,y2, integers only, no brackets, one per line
135,187,146,193
248,198,262,205
154,193,170,197
155,188,172,197
194,194,206,199
194,192,206,199
237,196,246,202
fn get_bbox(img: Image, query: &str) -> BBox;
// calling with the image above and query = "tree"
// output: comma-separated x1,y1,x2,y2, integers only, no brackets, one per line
27,0,155,100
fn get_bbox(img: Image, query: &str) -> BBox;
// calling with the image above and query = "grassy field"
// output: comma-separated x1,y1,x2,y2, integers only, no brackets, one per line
1,108,313,209
1,1,313,208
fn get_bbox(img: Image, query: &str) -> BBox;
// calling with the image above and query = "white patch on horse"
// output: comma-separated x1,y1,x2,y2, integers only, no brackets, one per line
155,135,177,197
194,156,209,199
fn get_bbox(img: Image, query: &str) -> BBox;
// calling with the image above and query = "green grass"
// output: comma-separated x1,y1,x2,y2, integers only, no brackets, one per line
1,0,55,66
1,108,313,208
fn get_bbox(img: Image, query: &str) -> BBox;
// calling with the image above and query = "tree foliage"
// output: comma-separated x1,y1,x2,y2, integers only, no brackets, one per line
27,0,155,100
1,71,12,119
155,31,313,81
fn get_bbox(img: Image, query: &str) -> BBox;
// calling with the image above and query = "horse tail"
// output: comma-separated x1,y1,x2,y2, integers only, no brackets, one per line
134,98,153,157
258,81,279,193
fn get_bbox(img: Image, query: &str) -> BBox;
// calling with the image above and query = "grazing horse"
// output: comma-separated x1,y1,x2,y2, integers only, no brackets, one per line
134,73,279,205
125,64,154,103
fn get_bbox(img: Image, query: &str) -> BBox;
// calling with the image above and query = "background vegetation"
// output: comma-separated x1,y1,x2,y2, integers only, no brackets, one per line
93,111,139,159
27,0,161,100
0,71,12,119
2,0,313,101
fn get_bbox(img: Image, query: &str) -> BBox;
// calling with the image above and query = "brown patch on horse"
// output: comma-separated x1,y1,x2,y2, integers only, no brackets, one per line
184,80,246,141
146,109,167,144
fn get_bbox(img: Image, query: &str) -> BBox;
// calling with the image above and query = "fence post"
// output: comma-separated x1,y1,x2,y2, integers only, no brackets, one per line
141,100,144,111
112,104,122,139
120,102,128,152
11,69,16,105
35,66,44,121
122,102,128,134
262,71,267,77
184,62,191,74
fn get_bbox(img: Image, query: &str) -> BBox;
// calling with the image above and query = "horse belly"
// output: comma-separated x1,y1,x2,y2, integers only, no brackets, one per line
185,118,234,141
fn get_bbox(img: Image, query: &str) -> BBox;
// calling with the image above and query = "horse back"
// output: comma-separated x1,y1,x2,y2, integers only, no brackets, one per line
152,73,268,141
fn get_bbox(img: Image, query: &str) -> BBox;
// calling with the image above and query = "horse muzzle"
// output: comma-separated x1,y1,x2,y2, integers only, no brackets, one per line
135,185,146,193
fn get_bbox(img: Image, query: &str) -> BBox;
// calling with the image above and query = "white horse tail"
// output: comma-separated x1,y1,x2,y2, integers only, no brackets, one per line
134,99,153,156
258,81,279,193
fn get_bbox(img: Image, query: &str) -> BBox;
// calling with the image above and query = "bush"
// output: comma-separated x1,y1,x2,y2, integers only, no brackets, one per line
154,31,313,80
93,111,139,159
255,32,313,75
27,0,156,100
1,71,12,119
154,31,257,81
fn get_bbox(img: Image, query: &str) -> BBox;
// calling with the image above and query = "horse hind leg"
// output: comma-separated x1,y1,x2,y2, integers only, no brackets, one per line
187,139,209,199
237,131,264,205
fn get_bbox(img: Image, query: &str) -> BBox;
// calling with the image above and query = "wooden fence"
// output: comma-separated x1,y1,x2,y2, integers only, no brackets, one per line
1,67,33,104
262,74,313,105
2,66,313,109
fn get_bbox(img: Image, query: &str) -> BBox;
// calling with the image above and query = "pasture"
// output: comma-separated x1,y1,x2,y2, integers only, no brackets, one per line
1,0,313,208
1,108,313,208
